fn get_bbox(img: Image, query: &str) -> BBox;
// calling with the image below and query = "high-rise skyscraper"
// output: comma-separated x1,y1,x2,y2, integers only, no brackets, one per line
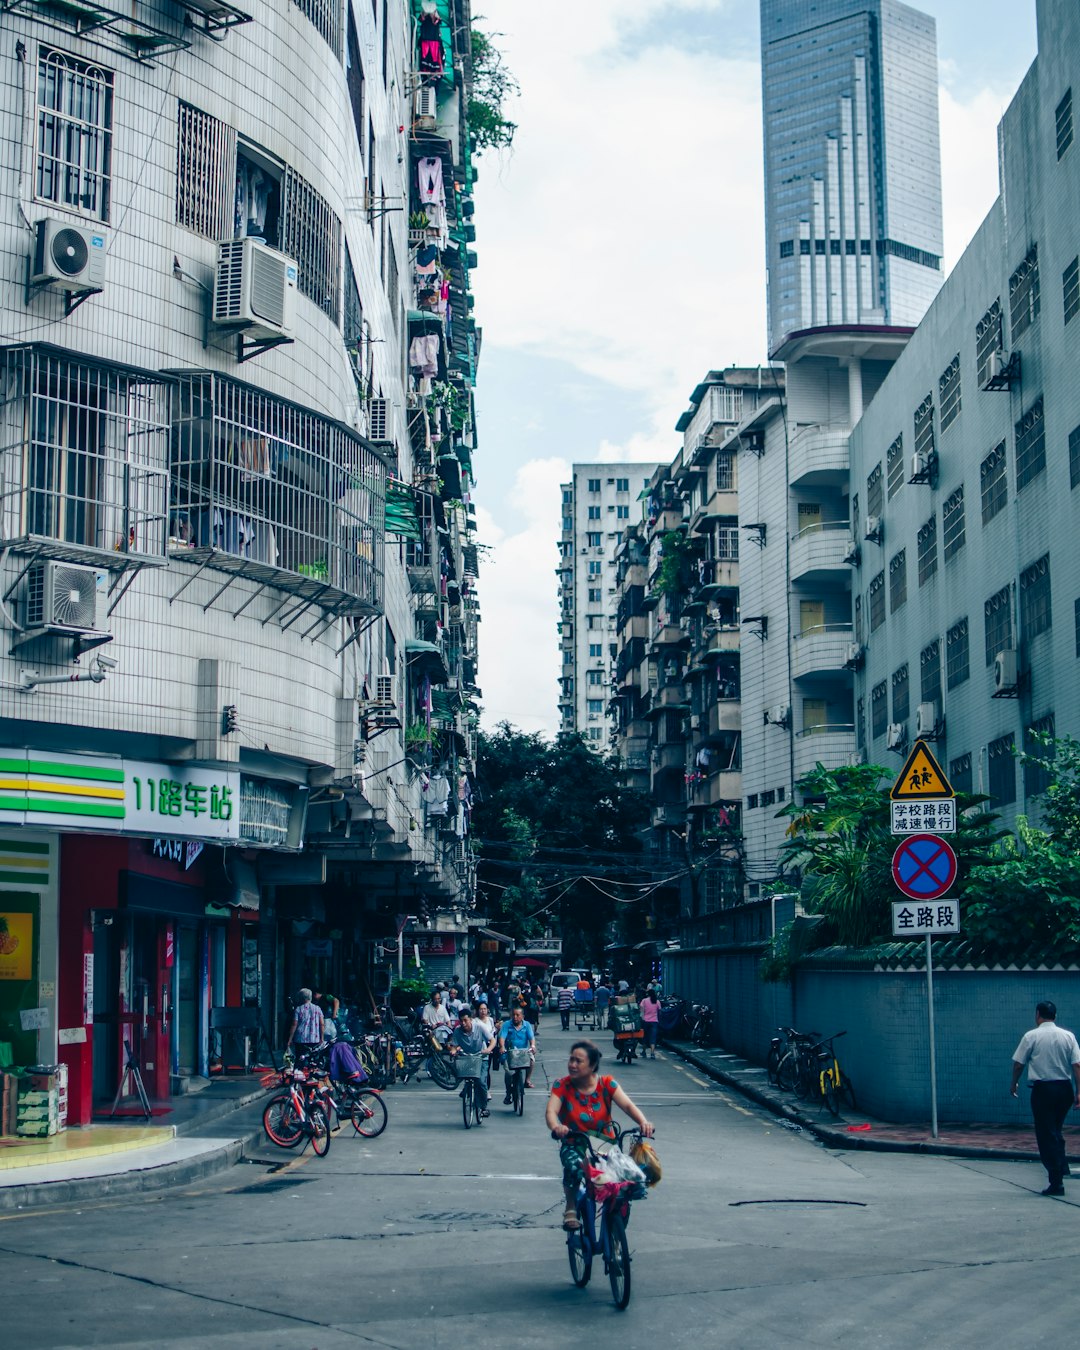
761,0,944,356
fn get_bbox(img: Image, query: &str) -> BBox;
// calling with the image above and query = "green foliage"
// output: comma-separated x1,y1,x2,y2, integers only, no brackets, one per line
759,920,795,984
1023,731,1080,854
654,530,697,598
390,969,429,1001
963,817,1080,953
469,27,518,153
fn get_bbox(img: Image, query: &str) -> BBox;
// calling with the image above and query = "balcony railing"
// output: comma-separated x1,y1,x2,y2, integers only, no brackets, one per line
789,520,851,585
788,424,850,485
793,724,856,777
791,623,854,680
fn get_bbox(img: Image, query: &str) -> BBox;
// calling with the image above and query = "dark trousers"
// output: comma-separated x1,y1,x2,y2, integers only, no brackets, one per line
1030,1080,1073,1184
560,1008,570,1030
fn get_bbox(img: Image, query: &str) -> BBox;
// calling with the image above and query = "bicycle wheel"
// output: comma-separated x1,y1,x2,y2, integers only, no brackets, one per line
473,1089,484,1127
428,1054,457,1092
513,1070,525,1116
263,1093,304,1148
309,1104,331,1156
775,1050,797,1093
821,1071,840,1118
838,1073,857,1114
766,1043,783,1086
567,1226,592,1287
462,1080,473,1129
606,1212,632,1309
350,1090,388,1138
792,1053,815,1101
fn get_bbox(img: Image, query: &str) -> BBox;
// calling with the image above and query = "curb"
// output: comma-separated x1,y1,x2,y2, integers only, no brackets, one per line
662,1040,1048,1164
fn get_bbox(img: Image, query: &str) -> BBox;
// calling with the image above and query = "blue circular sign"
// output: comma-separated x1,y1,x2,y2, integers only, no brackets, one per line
891,833,958,901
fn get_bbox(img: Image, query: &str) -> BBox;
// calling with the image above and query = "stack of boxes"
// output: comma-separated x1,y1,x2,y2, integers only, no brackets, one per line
14,1066,64,1137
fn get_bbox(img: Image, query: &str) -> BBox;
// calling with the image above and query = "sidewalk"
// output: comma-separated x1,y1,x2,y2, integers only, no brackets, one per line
663,1037,1080,1163
0,1075,269,1212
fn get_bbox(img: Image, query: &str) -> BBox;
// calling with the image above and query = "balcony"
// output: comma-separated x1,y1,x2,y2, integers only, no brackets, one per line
705,699,741,738
788,424,850,487
793,724,856,778
647,683,690,715
692,625,740,667
652,742,686,774
791,624,854,681
687,769,741,809
690,489,738,533
650,620,691,650
789,521,852,586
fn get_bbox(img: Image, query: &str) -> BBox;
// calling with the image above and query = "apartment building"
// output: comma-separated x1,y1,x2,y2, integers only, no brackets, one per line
849,0,1080,826
0,0,483,1124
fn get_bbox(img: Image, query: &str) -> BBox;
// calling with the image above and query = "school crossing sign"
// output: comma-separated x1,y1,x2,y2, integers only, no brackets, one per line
890,739,956,834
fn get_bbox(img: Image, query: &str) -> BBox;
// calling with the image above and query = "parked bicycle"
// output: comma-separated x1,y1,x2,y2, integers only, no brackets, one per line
808,1032,856,1117
690,1003,713,1046
262,1066,332,1156
560,1126,651,1310
768,1026,821,1094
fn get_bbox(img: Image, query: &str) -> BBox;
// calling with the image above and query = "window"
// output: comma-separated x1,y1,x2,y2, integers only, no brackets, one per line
587,670,603,686
588,588,601,602
980,443,1008,524
36,49,113,222
761,789,777,807
917,515,938,585
800,239,810,255
984,585,1013,665
866,464,883,519
588,728,602,741
1057,88,1074,159
946,618,970,689
562,489,572,504
588,506,600,520
942,486,966,561
814,240,825,255
857,697,865,748
587,561,602,575
277,166,341,324
561,516,572,532
976,299,1003,386
586,532,602,547
780,240,794,258
939,356,961,431
589,643,602,658
1024,714,1056,797
854,593,863,644
914,394,935,462
1020,554,1052,638
176,103,235,239
868,571,885,633
1076,597,1080,656
588,479,600,492
1009,245,1040,338
715,452,736,490
587,699,603,714
988,733,1017,806
889,549,907,612
1015,397,1046,489
886,435,905,498
1071,427,1080,489
871,681,888,739
346,13,366,156
920,640,941,707
294,0,343,57
892,664,909,724
950,753,973,795
716,526,739,559
616,478,629,492
1065,258,1080,324
616,505,630,519
343,245,363,358
746,794,759,810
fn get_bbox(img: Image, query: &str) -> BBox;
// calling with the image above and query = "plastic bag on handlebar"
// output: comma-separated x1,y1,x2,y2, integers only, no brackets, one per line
585,1146,648,1202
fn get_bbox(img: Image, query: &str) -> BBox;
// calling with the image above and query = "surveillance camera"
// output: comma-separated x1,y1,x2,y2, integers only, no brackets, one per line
94,654,118,670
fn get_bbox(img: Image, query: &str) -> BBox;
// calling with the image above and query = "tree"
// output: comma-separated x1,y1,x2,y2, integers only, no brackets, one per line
474,724,650,961
469,27,518,153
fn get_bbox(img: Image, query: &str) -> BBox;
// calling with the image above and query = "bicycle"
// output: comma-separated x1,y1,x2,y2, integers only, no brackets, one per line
453,1052,489,1129
771,1027,822,1095
690,1003,713,1046
560,1126,651,1310
808,1032,856,1117
505,1046,532,1115
335,1079,389,1137
262,1067,332,1156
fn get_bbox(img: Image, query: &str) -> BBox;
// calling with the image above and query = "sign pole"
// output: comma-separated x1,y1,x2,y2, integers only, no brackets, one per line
925,932,938,1139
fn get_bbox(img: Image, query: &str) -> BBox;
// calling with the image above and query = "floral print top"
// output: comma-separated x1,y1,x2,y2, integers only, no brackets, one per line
551,1074,620,1135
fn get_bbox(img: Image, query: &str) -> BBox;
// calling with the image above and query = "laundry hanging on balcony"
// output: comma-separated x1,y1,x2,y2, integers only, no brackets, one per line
418,8,445,83
418,157,445,206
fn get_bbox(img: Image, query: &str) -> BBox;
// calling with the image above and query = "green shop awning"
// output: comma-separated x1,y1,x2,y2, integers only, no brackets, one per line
385,480,422,540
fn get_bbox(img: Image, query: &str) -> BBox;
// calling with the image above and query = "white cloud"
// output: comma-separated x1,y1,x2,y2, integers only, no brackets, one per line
939,82,1011,269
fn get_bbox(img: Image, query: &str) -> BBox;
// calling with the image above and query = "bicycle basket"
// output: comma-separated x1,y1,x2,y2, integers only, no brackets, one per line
453,1053,484,1079
506,1047,532,1070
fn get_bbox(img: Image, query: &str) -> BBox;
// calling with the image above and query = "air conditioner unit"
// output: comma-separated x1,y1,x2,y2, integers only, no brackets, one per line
31,218,106,293
25,561,108,633
366,397,390,443
375,675,394,705
915,702,939,737
988,349,1008,380
845,642,865,669
767,703,791,727
910,451,929,481
689,714,701,730
886,722,906,751
212,238,296,340
413,85,437,129
842,537,860,565
864,515,882,543
847,749,867,766
994,648,1019,693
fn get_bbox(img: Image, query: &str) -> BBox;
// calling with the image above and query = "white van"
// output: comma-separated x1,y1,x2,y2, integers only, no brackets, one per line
548,970,588,1010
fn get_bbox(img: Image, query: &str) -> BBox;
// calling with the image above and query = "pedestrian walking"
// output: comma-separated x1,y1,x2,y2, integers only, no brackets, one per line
640,986,661,1059
286,988,324,1060
1010,1000,1080,1195
558,983,575,1030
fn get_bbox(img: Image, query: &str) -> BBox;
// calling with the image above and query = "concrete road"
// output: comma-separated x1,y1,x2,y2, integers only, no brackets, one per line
1,1021,1078,1349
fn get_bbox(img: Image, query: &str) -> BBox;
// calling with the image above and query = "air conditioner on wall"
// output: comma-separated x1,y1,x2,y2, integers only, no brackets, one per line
766,703,790,727
212,238,296,339
31,218,106,293
915,702,939,737
25,561,108,633
845,642,865,669
842,537,860,565
988,350,1009,380
994,648,1019,693
366,397,390,443
864,515,882,543
413,86,437,130
910,451,928,480
886,722,906,751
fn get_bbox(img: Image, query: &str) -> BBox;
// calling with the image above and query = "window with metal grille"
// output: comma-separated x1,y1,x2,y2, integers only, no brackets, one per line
281,167,342,324
170,371,385,610
889,549,907,612
1009,245,1040,338
857,696,865,748
1064,258,1080,324
343,244,363,347
35,49,113,222
1076,597,1080,656
886,434,905,498
0,345,171,560
939,355,961,431
871,681,888,738
988,733,1016,805
716,526,739,559
1023,714,1056,797
917,515,937,585
866,463,883,518
914,394,935,461
293,0,343,58
1071,427,1080,489
920,640,941,706
868,571,885,632
942,485,966,561
984,585,1013,665
715,452,736,490
1057,88,1073,159
976,299,1003,386
176,102,235,240
950,753,972,795
892,664,909,724
947,617,969,689
980,442,1008,524
346,11,365,157
854,593,862,644
1020,554,1052,638
387,234,398,327
1015,397,1045,489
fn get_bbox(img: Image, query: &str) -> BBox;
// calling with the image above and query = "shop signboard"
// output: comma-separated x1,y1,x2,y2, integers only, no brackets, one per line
0,910,33,980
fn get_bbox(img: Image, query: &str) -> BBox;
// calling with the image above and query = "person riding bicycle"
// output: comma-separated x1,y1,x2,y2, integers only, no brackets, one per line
499,1004,535,1102
545,1038,654,1231
448,1008,495,1116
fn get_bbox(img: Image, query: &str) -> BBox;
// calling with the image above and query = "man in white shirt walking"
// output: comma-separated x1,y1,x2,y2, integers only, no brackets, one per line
1010,1000,1080,1196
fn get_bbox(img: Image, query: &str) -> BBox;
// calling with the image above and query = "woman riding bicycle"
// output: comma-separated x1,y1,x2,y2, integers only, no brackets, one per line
545,1038,654,1231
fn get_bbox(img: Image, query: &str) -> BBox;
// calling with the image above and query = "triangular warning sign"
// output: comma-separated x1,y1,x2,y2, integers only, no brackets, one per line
890,739,954,800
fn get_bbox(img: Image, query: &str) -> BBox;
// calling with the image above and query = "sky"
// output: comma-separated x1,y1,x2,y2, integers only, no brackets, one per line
469,0,1040,737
